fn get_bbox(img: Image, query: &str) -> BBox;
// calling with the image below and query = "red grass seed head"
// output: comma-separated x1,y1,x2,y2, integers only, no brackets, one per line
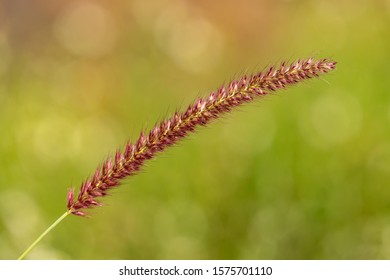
67,57,336,216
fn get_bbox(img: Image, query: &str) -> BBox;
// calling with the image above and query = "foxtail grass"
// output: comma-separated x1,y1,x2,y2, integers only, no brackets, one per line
18,57,336,259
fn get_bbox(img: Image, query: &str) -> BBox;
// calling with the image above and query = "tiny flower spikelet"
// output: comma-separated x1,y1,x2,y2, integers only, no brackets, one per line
67,58,336,216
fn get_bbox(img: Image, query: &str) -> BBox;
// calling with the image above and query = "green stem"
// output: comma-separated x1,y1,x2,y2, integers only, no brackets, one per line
18,211,70,260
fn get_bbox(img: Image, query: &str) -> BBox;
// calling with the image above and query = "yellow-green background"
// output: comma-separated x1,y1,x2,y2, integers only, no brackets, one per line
0,0,389,259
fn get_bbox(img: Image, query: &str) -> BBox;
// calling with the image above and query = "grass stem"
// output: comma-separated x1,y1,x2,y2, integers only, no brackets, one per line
18,211,70,260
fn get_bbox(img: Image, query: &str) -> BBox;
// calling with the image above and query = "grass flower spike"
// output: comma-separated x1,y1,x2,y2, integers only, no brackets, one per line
18,57,336,259
67,57,336,216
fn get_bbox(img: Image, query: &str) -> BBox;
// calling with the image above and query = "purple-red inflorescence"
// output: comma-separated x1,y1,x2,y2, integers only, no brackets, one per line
67,58,336,216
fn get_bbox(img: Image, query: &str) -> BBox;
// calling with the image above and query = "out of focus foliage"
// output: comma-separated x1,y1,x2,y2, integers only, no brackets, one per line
0,0,389,259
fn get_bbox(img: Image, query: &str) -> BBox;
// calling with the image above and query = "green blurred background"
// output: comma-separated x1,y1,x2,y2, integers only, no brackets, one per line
0,0,389,259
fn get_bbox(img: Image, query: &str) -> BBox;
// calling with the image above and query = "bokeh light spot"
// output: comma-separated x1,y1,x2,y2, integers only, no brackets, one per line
299,91,362,148
32,114,82,164
53,2,117,58
0,190,41,240
154,1,224,73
